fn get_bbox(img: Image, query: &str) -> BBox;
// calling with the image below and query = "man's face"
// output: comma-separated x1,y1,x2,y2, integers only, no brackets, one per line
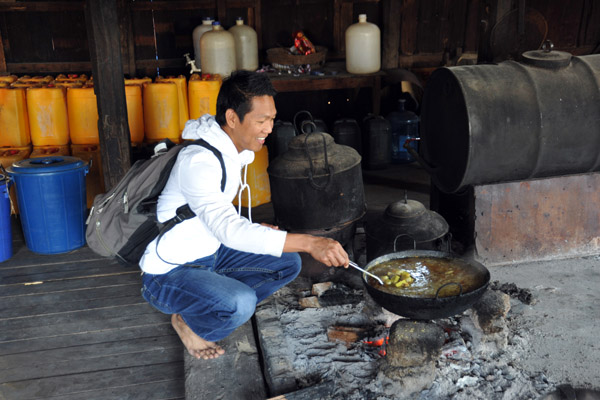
227,95,276,153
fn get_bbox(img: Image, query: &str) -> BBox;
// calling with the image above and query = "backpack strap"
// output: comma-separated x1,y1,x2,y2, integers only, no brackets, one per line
192,138,226,192
154,139,226,261
170,139,226,221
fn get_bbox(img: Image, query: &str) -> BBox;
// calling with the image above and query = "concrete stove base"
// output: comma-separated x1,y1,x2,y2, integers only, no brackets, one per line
473,172,600,265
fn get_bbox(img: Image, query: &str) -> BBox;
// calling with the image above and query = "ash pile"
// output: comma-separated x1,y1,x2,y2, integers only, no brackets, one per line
255,271,557,400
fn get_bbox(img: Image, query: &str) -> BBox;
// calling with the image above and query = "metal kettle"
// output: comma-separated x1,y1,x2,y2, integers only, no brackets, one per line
365,193,449,262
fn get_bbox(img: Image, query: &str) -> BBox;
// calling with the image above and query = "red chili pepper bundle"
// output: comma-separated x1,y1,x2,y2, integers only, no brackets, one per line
293,31,316,55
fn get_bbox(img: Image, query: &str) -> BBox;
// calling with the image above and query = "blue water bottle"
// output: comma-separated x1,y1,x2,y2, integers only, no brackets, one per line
386,99,419,164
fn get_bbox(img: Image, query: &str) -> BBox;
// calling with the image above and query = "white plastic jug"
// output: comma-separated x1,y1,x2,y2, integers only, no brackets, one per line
192,17,214,68
345,14,381,74
200,21,236,77
228,17,258,72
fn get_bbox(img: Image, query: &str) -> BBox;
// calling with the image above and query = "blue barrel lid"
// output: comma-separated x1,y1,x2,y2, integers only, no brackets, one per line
7,156,87,174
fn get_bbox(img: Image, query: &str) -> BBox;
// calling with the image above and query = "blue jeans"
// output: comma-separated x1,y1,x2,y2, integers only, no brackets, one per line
141,244,301,341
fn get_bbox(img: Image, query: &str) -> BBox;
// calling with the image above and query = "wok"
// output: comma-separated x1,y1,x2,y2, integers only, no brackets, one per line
362,250,490,320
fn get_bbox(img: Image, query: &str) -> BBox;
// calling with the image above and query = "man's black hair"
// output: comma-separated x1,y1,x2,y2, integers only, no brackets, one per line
215,70,277,127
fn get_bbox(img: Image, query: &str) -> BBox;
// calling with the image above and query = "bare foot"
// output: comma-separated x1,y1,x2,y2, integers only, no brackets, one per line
171,314,225,360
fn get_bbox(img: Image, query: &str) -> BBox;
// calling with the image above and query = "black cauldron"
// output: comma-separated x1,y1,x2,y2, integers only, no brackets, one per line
268,126,366,247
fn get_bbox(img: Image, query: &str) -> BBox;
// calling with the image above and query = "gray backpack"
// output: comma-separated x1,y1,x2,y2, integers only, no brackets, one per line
85,139,225,267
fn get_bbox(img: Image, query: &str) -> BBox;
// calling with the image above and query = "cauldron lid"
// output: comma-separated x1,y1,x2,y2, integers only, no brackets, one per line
385,199,426,219
288,131,335,151
370,197,449,243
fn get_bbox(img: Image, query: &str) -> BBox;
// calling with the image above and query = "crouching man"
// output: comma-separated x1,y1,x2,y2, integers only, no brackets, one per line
139,70,349,359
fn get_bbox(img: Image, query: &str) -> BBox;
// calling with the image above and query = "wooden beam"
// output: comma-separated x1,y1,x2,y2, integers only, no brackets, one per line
267,381,335,400
129,0,215,11
463,0,481,53
398,52,444,68
5,62,92,74
135,58,188,70
217,1,226,26
400,0,418,56
382,0,401,69
0,2,84,12
252,0,262,50
118,0,136,77
340,1,353,53
477,0,505,63
85,0,131,190
333,0,344,53
0,22,6,74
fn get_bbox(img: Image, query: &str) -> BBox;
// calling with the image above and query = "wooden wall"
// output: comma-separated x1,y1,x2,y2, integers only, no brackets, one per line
0,0,596,187
0,0,596,78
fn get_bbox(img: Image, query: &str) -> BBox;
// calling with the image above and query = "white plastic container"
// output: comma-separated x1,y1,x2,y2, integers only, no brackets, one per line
345,14,381,74
192,17,214,68
228,17,258,72
200,21,236,77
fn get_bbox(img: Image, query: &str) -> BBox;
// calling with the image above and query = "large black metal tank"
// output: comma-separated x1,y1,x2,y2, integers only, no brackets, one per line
420,44,600,193
267,127,366,246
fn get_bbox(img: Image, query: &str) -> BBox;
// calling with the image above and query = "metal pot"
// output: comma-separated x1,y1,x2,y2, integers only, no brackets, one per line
361,250,490,320
267,126,366,247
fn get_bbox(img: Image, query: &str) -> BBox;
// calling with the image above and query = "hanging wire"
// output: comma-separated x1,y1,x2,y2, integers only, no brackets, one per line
150,0,160,76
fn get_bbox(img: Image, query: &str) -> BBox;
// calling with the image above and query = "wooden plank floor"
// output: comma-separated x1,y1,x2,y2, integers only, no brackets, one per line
0,221,185,400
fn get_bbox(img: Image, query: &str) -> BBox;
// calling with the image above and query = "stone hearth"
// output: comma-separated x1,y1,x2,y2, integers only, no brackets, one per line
252,266,555,400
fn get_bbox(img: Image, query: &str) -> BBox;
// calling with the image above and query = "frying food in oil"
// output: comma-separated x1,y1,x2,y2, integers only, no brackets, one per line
367,256,486,298
380,269,415,288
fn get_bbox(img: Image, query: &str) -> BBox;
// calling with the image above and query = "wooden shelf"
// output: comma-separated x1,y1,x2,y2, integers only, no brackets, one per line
268,63,384,114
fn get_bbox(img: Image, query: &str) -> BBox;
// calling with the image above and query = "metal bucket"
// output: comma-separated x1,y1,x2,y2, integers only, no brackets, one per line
420,45,600,193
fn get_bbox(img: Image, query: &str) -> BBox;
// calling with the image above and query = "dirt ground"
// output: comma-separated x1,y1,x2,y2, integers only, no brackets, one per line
487,255,600,390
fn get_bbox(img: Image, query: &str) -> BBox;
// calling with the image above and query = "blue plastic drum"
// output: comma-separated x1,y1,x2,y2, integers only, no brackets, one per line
7,157,89,254
0,175,11,262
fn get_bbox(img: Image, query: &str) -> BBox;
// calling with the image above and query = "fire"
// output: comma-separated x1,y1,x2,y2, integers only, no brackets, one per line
363,335,389,357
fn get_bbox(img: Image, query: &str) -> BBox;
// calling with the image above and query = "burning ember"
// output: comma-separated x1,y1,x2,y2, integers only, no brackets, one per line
363,335,389,357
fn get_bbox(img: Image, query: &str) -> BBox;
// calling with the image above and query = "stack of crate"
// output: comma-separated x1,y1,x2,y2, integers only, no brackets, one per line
0,72,226,210
0,75,34,213
63,76,105,209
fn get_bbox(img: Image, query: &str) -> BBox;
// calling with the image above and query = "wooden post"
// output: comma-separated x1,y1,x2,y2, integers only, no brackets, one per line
333,0,344,54
85,0,131,190
477,0,512,63
400,0,418,57
382,0,401,69
117,0,136,77
0,27,6,74
463,0,481,53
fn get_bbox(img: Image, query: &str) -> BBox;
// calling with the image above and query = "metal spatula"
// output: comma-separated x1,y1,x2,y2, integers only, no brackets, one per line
348,261,384,285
